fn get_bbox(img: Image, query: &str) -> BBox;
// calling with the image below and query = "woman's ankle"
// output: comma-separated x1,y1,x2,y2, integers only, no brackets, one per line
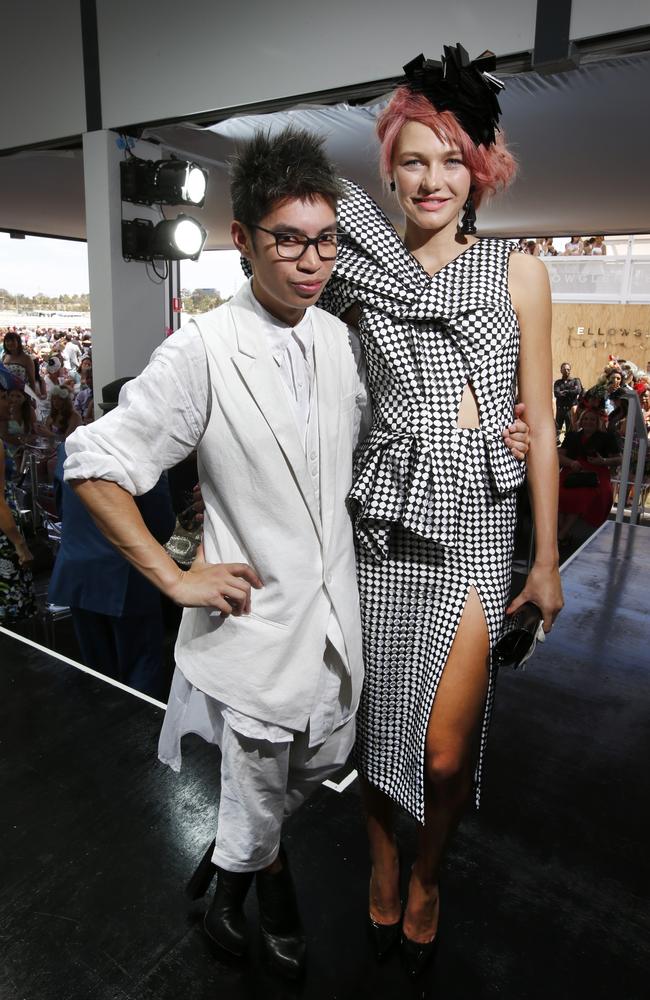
369,847,400,921
403,878,439,942
409,863,438,894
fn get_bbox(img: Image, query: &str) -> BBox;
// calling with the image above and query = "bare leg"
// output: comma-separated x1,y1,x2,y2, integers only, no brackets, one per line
362,777,401,924
403,586,490,943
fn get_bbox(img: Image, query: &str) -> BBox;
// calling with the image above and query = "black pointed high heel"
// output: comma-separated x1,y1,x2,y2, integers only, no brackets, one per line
400,880,440,978
400,932,439,979
369,914,402,960
368,850,402,960
186,838,217,900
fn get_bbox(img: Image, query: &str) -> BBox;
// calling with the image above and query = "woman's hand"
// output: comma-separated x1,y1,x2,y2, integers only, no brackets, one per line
14,537,34,566
506,563,564,633
168,543,263,613
590,452,616,468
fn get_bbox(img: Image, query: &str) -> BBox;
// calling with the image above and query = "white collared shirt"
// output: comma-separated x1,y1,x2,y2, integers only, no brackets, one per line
247,286,315,449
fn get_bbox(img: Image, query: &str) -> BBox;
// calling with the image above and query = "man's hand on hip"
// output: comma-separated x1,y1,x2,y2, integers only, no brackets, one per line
170,543,263,613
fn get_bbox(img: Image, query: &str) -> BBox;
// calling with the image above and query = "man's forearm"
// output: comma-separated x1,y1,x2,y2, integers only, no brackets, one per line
71,478,181,596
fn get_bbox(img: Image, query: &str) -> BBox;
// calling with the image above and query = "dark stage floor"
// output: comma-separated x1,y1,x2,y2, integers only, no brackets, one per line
1,521,649,1000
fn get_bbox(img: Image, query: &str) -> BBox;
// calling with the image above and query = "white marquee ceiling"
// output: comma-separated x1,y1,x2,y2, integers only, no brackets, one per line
0,52,648,247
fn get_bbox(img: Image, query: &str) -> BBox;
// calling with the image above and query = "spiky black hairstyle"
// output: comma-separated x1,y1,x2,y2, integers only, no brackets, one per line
230,127,345,227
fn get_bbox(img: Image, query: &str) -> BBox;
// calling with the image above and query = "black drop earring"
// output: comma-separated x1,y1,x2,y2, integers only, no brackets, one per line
389,180,396,192
460,192,476,235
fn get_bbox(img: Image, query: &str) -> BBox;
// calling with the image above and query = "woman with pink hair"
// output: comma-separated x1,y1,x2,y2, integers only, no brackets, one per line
321,46,563,975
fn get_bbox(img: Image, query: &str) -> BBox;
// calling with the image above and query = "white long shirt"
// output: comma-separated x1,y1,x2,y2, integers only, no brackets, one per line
213,283,351,745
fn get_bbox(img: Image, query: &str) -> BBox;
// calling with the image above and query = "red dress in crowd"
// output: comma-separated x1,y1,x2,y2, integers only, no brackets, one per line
558,430,620,528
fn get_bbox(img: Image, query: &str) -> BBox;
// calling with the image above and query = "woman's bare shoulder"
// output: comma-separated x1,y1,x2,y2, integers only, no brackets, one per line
508,250,550,315
508,248,548,282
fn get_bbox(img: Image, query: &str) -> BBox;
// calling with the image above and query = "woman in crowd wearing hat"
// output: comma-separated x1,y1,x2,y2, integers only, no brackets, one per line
318,45,563,975
0,364,36,622
36,354,67,422
37,385,81,440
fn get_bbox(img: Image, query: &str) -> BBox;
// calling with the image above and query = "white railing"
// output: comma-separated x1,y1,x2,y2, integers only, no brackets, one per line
615,387,649,525
542,237,650,304
544,256,650,304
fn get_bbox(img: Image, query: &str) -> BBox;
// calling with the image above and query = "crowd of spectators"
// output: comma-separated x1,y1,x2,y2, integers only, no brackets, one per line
517,235,608,257
1,325,93,454
0,324,94,623
554,356,650,546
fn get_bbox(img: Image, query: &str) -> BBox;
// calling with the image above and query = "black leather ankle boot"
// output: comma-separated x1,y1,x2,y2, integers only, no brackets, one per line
256,848,306,979
203,867,255,957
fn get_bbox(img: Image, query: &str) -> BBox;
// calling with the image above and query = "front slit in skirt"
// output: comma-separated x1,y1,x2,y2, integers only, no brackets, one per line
353,428,517,823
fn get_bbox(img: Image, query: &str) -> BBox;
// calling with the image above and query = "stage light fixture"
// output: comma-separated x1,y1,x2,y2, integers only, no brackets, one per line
122,215,207,262
120,157,208,207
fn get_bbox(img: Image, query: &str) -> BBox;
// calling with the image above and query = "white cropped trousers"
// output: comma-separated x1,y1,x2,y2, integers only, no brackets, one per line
212,716,355,872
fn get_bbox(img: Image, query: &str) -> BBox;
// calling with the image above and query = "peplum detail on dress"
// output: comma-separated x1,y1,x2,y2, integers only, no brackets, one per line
348,424,525,560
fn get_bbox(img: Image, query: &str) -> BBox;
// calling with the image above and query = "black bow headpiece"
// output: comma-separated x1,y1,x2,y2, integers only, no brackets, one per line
402,43,505,147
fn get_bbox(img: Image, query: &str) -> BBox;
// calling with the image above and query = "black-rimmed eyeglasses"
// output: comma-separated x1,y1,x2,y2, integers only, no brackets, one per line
250,224,342,260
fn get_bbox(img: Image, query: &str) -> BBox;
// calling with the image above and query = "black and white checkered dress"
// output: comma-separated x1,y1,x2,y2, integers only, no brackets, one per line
321,181,526,822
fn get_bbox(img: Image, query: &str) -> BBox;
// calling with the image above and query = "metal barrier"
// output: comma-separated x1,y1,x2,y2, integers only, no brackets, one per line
615,388,649,524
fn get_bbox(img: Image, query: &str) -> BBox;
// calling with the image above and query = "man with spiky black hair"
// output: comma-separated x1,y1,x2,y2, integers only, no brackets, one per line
230,127,346,229
64,127,368,979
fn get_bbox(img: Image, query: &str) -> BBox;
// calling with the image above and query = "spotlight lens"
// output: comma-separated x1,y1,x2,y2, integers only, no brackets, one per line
174,218,204,256
184,166,207,205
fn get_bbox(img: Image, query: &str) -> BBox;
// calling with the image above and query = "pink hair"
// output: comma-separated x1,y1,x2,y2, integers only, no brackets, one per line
376,87,517,207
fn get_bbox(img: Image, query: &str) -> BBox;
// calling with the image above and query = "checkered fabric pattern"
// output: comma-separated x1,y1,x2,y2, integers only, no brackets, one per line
354,431,516,822
319,180,525,819
320,180,525,558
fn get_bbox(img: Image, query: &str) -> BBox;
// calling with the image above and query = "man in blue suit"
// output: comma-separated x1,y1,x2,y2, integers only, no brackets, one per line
49,378,176,699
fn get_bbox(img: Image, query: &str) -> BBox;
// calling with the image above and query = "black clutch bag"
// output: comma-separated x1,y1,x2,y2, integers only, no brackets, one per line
493,602,545,670
564,470,598,488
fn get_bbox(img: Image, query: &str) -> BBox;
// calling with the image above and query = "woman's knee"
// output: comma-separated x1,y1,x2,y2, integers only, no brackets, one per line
424,747,472,791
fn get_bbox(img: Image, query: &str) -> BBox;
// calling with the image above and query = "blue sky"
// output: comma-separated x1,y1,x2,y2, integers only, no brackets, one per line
0,233,246,298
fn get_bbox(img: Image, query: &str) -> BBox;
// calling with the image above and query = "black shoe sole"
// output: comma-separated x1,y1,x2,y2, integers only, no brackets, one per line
203,916,248,960
261,950,305,980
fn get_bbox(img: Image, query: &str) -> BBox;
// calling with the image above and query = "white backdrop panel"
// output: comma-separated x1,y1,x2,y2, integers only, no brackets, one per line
96,0,536,129
570,1,650,40
0,150,86,238
1,0,86,151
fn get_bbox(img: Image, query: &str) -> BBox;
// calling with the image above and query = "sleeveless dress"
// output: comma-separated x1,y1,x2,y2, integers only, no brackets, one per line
321,181,526,822
0,452,37,622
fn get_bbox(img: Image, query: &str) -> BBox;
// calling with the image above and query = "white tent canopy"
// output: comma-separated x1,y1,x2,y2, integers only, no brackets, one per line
0,51,649,245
